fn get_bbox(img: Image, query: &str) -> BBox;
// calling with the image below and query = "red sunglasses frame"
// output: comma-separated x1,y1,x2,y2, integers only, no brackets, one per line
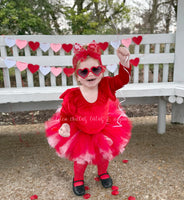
77,65,106,79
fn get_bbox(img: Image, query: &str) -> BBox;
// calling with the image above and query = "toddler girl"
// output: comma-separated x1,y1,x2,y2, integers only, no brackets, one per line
45,41,132,196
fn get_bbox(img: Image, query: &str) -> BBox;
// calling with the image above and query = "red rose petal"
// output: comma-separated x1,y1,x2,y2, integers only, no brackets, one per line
30,195,38,200
122,159,129,163
94,177,100,181
128,196,136,200
85,186,90,190
83,193,91,199
111,185,119,191
111,190,119,195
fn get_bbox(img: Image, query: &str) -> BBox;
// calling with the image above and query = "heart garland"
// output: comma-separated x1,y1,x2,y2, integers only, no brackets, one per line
16,39,28,49
16,61,28,71
40,43,50,52
51,67,62,76
98,42,109,51
28,41,40,51
132,36,142,45
28,64,39,73
110,40,121,49
5,38,16,47
63,67,74,77
62,44,73,53
50,43,62,52
4,58,16,68
121,38,132,48
39,66,51,76
130,57,140,66
4,35,143,53
107,64,118,73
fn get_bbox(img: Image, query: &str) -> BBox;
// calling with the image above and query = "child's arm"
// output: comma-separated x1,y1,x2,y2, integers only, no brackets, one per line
58,94,72,137
107,47,132,92
116,47,130,68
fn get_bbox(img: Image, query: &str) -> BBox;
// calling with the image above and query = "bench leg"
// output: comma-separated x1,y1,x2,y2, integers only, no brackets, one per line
157,97,166,134
171,103,184,124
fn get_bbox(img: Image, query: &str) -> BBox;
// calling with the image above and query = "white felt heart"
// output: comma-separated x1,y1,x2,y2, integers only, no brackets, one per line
40,66,51,76
5,37,16,47
107,64,118,73
121,38,132,48
110,40,121,49
16,61,27,71
4,58,16,68
40,43,50,52
51,67,62,76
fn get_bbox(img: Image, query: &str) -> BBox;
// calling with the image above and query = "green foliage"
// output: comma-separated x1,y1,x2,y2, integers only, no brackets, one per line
0,0,62,34
0,0,130,35
62,0,130,34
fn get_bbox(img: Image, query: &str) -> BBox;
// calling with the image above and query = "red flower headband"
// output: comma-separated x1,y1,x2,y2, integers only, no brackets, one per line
72,40,102,70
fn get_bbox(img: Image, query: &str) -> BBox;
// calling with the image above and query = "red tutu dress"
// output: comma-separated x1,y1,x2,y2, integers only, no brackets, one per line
45,63,132,165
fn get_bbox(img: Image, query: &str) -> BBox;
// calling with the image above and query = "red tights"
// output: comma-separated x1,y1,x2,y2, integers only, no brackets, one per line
73,159,109,186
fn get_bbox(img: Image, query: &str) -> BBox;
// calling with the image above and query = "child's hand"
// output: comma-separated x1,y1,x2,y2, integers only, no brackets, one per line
117,47,130,68
59,123,70,137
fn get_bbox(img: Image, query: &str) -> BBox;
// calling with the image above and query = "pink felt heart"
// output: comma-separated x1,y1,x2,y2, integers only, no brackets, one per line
63,67,74,77
28,41,40,51
50,43,62,52
132,36,142,45
16,39,28,49
130,57,140,66
16,61,28,71
62,43,73,53
121,38,132,48
51,67,62,77
28,64,39,73
98,42,109,51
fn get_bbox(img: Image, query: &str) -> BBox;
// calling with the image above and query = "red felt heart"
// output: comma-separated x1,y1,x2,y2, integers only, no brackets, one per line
130,57,140,66
63,67,74,77
28,41,40,51
28,64,39,73
98,42,109,51
132,36,142,45
62,43,73,53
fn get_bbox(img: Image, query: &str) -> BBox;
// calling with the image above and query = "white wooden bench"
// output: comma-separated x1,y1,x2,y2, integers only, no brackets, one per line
0,32,184,134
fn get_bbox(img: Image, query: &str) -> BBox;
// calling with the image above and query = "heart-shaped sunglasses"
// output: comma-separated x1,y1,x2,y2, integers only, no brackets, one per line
77,65,106,79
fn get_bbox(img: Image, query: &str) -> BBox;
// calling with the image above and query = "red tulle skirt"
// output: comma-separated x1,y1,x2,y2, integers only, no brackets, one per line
45,100,132,165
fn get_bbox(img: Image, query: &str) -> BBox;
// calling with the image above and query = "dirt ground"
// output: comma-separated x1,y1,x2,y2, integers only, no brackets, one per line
0,115,184,200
